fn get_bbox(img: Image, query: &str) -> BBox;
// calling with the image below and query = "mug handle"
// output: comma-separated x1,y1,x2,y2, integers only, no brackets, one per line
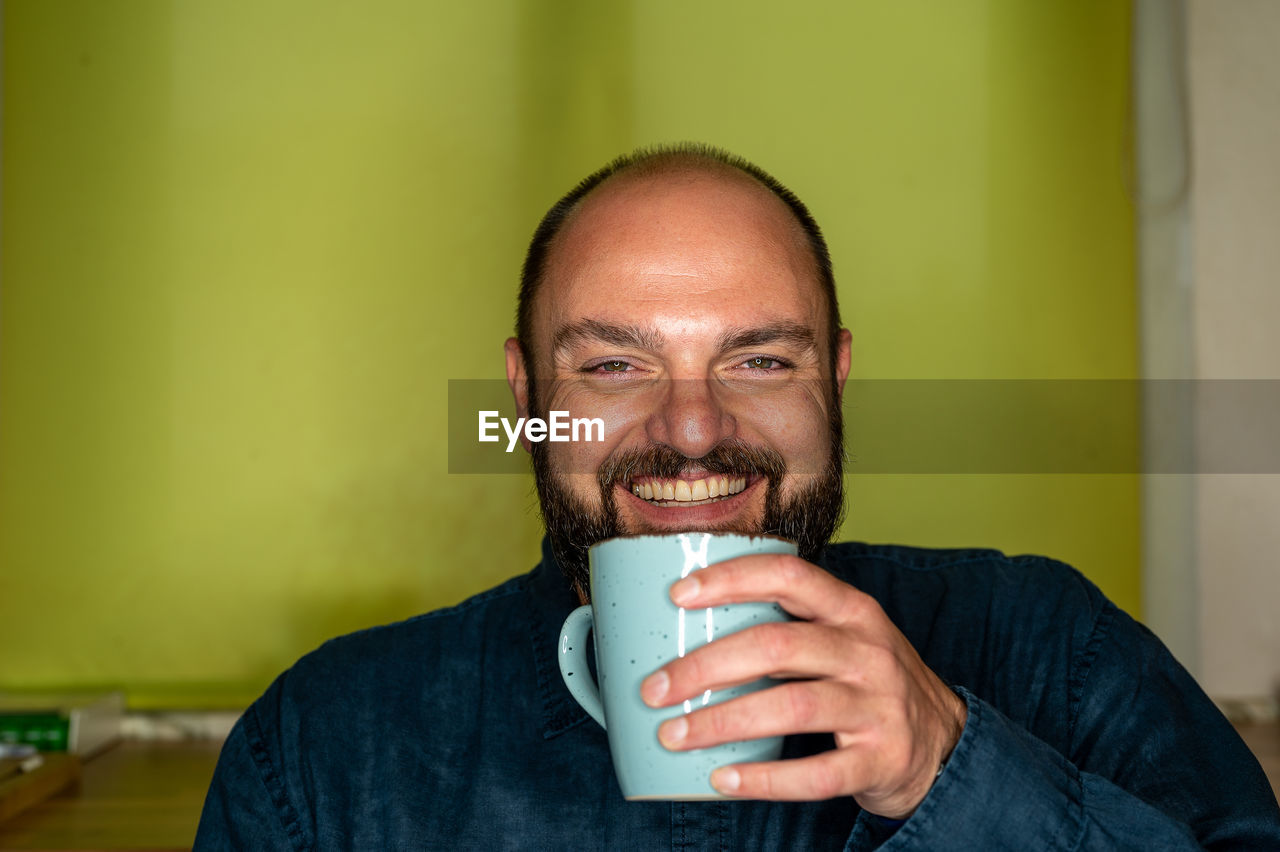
558,605,606,728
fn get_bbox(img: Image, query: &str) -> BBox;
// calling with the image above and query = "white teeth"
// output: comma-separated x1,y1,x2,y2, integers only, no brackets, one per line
630,475,751,504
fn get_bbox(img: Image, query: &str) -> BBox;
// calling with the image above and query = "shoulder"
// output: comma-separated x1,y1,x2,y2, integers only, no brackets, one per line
823,539,1093,580
203,571,543,845
246,570,533,745
821,541,1113,674
821,540,1108,613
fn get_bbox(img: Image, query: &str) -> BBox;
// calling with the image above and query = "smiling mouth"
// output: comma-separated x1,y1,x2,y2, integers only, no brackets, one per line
627,474,750,507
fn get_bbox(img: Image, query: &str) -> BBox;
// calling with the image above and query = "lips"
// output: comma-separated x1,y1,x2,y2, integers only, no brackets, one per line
628,474,748,505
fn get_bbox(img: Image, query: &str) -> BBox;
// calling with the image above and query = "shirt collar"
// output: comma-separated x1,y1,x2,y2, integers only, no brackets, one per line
527,537,593,739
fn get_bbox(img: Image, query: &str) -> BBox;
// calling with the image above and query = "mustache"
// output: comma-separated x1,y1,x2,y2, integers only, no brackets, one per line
596,438,787,491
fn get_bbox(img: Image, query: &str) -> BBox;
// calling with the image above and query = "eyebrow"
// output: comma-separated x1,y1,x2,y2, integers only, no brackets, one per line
551,318,819,358
552,320,666,356
716,321,817,353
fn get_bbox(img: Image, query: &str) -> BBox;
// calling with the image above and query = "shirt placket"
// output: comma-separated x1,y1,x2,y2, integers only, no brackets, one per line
670,801,731,851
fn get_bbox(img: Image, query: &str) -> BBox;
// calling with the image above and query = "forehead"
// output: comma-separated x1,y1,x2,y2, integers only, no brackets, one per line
532,167,825,349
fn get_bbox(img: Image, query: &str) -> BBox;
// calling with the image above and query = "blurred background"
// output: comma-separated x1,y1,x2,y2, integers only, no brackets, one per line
2,0,1276,723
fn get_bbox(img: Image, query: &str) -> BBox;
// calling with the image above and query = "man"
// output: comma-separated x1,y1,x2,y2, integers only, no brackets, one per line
196,145,1280,849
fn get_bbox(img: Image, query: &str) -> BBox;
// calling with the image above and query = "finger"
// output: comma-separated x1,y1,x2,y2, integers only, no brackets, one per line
710,750,867,802
670,553,876,626
642,621,874,707
657,680,861,751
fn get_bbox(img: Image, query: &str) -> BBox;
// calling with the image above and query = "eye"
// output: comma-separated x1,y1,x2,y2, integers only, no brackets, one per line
740,356,786,370
584,359,634,373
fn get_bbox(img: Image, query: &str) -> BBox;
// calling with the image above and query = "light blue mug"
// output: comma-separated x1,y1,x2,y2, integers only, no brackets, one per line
558,532,795,800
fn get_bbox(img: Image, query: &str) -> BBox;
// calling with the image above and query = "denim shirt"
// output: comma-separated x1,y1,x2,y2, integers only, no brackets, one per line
195,540,1280,850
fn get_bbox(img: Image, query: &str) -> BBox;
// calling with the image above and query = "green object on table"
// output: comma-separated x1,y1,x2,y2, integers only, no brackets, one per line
0,692,123,755
0,716,70,752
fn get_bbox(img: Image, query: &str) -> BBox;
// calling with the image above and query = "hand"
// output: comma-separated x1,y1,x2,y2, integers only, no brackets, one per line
639,553,967,819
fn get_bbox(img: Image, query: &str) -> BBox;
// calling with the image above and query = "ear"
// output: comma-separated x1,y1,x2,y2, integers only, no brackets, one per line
834,328,852,401
504,337,534,454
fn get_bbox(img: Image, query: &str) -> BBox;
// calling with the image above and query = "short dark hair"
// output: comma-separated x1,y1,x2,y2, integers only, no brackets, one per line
515,143,841,373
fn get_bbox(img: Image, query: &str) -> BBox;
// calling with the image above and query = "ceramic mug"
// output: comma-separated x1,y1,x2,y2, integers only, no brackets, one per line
558,532,795,800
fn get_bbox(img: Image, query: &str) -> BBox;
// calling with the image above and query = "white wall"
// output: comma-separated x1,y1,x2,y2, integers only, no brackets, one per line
1142,0,1280,707
1136,0,1199,676
1187,0,1280,702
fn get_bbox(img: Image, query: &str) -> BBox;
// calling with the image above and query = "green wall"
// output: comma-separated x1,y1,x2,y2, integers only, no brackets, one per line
1,1,1136,708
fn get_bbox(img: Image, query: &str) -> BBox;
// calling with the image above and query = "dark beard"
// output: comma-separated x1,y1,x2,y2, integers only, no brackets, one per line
531,418,846,600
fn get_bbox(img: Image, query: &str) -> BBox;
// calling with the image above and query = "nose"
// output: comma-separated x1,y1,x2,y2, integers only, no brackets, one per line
645,379,736,459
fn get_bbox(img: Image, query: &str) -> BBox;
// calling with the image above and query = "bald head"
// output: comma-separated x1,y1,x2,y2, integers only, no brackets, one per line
515,145,840,374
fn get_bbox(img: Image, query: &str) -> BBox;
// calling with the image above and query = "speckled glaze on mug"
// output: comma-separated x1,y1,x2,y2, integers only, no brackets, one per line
558,532,795,801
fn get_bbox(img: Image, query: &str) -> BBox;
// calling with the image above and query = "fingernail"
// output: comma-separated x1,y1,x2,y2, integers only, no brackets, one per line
671,576,700,606
711,767,741,794
658,716,688,748
640,670,669,706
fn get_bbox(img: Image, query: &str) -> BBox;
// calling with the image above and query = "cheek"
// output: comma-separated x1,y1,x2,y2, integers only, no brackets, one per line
554,471,606,506
541,385,656,474
733,387,835,474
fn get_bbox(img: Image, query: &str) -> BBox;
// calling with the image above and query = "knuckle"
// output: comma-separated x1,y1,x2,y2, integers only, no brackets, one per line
836,588,879,625
862,643,896,679
750,766,773,799
704,705,734,741
679,652,708,689
861,593,886,619
785,683,821,727
717,557,745,587
754,621,796,665
659,658,693,699
809,761,845,800
775,554,810,587
869,639,913,690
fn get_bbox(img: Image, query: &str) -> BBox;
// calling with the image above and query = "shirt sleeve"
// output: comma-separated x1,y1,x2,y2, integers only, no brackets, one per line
193,704,307,851
845,603,1280,850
